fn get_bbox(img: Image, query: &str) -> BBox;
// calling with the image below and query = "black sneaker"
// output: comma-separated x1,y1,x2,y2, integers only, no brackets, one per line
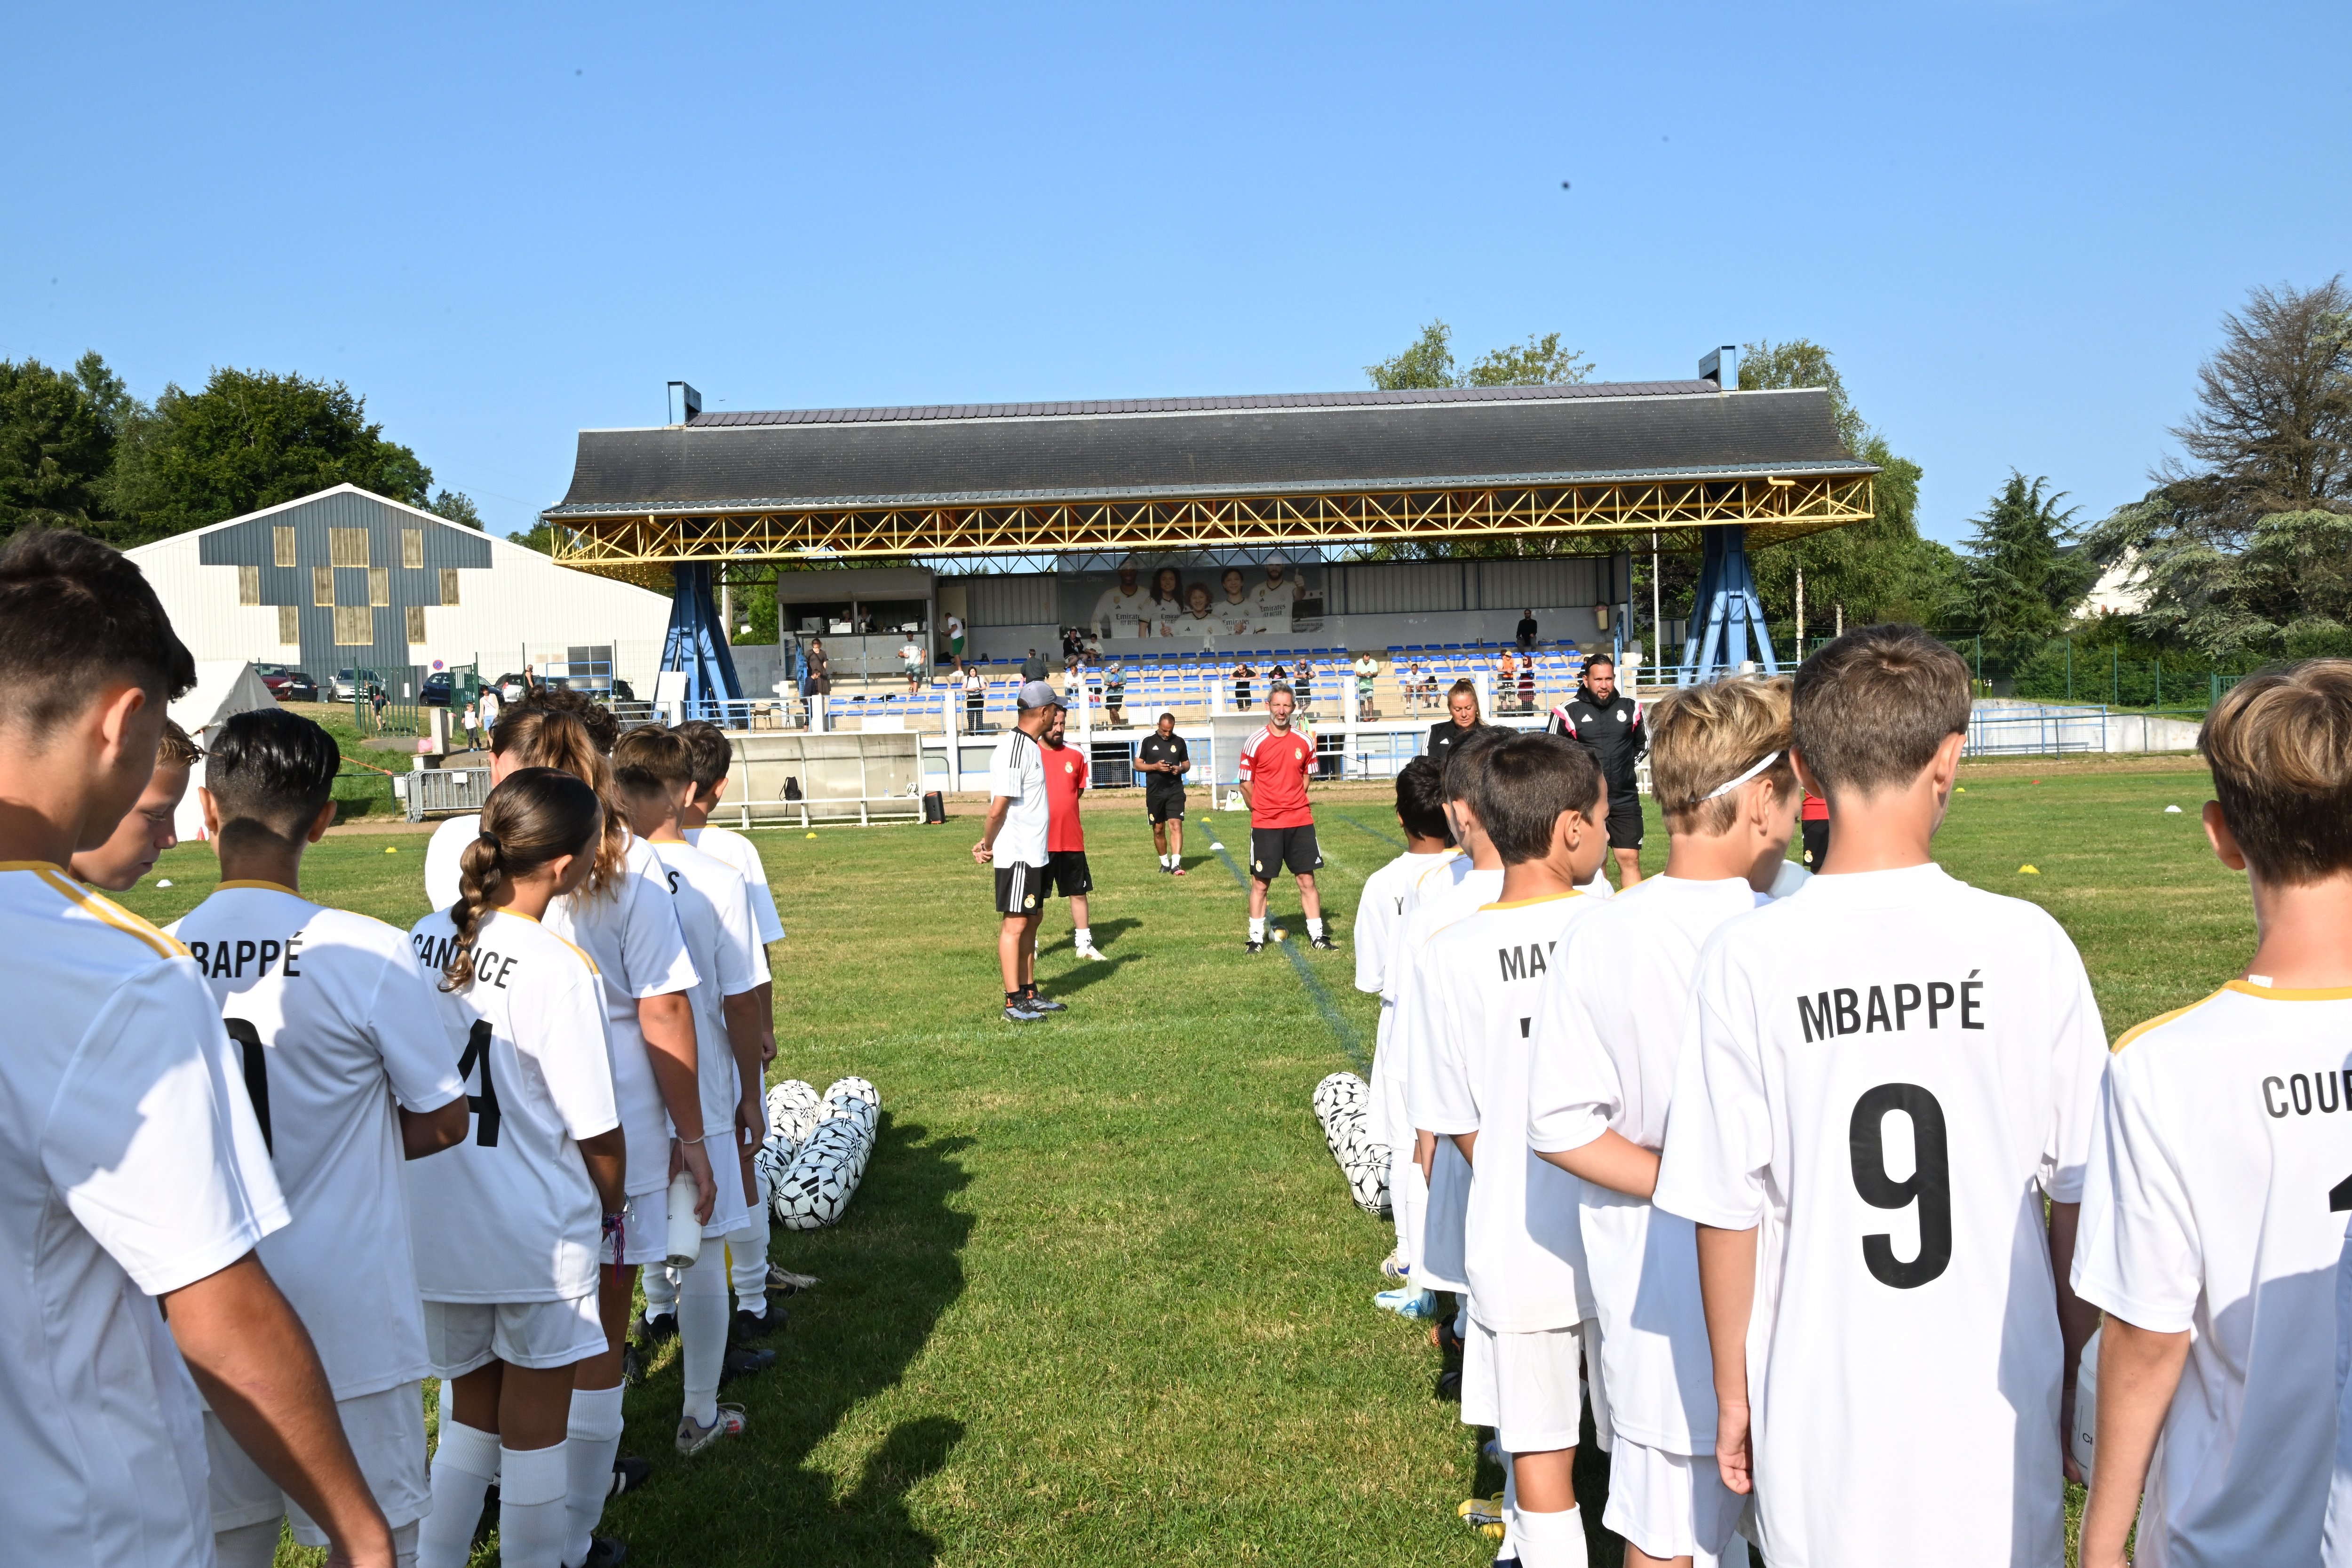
579,1537,629,1568
621,1340,643,1387
1246,939,1264,954
1434,1365,1463,1401
609,1455,652,1498
1310,935,1336,950
1004,1002,1042,1023
731,1305,785,1343
1024,993,1068,1012
636,1309,677,1345
719,1343,776,1385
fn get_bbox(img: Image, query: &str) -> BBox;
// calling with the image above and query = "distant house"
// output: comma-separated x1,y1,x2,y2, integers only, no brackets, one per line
2075,546,2152,619
125,484,673,685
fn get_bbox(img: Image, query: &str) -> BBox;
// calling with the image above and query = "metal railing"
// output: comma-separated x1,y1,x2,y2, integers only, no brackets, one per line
396,766,493,821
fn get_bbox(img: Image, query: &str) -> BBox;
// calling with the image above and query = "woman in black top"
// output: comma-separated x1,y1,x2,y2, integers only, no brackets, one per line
1425,678,1482,761
1232,661,1255,711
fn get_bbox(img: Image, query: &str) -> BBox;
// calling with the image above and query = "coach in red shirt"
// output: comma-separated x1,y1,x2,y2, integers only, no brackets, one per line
1041,710,1104,961
1238,684,1335,954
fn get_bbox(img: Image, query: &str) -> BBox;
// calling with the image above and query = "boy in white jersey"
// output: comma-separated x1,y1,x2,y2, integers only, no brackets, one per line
1410,732,1613,1568
611,728,775,1455
1654,626,2107,1568
1528,677,1802,1568
171,709,473,1568
1353,756,1456,1288
407,768,628,1568
69,716,199,890
0,529,394,1568
675,721,793,1332
2075,661,2352,1567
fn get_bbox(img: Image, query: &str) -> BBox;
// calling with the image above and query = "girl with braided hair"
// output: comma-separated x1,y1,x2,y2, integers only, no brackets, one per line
405,768,628,1568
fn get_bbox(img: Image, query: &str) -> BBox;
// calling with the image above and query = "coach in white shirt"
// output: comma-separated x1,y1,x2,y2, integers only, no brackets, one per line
973,680,1063,1022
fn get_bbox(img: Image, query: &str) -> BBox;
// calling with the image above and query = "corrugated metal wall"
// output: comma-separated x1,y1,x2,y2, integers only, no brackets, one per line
1324,557,1607,615
964,574,1059,626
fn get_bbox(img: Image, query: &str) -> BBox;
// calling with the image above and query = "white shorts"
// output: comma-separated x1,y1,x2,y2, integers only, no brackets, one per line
423,1296,604,1377
1460,1318,1583,1455
621,1184,671,1266
702,1132,750,1240
1601,1440,1748,1563
207,1382,429,1541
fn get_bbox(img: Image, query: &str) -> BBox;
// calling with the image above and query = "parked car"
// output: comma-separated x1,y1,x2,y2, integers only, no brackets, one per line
419,671,454,706
328,668,385,702
492,672,530,702
261,669,319,703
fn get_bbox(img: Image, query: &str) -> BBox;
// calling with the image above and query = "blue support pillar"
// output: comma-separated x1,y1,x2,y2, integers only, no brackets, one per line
1675,525,1780,686
660,564,744,718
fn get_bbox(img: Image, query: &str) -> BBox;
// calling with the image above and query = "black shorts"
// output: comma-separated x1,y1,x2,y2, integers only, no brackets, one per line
1042,850,1094,897
1250,824,1323,881
994,861,1047,916
1605,794,1645,851
1146,788,1185,824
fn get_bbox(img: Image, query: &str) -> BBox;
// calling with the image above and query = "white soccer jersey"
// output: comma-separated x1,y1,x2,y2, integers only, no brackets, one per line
2073,980,2352,1566
1653,864,2108,1568
0,865,286,1568
686,822,785,951
1251,577,1298,631
1357,850,1459,1158
1091,582,1153,640
547,836,701,1197
1392,864,1503,1292
650,838,763,1237
1409,890,1607,1331
987,729,1050,868
405,907,617,1303
169,883,466,1399
1527,875,1764,1455
423,811,477,914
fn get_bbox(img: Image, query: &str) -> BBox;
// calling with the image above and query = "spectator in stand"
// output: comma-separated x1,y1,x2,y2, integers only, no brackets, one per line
900,634,927,694
1498,652,1520,714
1022,647,1048,683
1352,652,1381,719
963,663,988,731
1427,678,1483,763
1517,653,1536,715
1233,660,1255,712
946,611,967,663
803,638,830,698
1516,608,1538,651
1103,661,1127,726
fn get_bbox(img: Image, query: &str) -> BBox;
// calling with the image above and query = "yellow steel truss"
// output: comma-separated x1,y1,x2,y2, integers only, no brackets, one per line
548,473,1872,578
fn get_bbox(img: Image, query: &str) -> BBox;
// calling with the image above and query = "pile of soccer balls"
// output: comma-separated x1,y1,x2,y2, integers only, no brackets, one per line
1312,1071,1391,1218
755,1076,881,1231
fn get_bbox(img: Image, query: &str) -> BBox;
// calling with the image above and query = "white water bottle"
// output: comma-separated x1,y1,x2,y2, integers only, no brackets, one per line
665,1170,703,1268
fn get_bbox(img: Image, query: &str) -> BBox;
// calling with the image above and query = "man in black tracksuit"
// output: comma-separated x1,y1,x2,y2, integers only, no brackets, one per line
1546,654,1647,887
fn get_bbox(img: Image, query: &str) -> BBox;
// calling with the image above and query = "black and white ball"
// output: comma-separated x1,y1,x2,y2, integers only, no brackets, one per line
765,1080,822,1155
1312,1071,1391,1217
772,1077,883,1230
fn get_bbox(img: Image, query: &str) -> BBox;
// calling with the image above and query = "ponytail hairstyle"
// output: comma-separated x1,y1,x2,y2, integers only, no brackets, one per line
486,705,629,897
444,767,604,991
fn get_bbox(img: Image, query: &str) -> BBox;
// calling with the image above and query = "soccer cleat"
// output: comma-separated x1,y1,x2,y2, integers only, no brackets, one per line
620,1340,643,1387
731,1305,784,1343
578,1535,629,1567
1245,939,1264,954
1381,1252,1409,1283
609,1456,652,1498
1025,994,1068,1013
675,1404,747,1457
636,1310,677,1346
1073,944,1105,961
1434,1365,1462,1401
1459,1493,1506,1532
1004,1002,1043,1024
719,1344,776,1385
766,1265,819,1294
1374,1287,1437,1319
1310,934,1337,950
1172,864,1187,876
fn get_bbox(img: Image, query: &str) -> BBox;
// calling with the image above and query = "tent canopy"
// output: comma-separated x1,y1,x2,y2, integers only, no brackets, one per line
172,661,281,742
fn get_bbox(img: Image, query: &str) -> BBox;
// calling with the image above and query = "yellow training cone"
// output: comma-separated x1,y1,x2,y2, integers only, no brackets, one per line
384,845,398,854
805,831,818,839
2018,864,2041,875
1954,786,1966,793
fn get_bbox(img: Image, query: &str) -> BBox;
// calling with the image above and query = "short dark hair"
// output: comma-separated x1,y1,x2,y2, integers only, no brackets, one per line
1477,732,1604,863
1393,756,1451,843
611,726,692,793
1586,655,1615,672
1441,723,1508,803
0,528,196,738
1793,625,1971,799
205,708,342,852
674,720,732,790
2201,659,2352,884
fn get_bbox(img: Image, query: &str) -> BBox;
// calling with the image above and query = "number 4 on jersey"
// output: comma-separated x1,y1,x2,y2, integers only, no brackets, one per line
457,1019,502,1146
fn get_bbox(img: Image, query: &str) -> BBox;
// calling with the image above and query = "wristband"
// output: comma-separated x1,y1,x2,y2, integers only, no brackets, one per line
678,1132,709,1146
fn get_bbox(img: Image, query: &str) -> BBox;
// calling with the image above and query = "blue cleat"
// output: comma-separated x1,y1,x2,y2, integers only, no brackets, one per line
1374,1287,1436,1319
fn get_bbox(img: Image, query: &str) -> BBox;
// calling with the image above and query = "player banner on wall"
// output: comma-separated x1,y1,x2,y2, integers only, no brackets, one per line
1066,558,1324,645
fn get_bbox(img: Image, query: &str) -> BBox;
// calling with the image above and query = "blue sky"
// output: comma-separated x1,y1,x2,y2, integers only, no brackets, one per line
9,1,2347,545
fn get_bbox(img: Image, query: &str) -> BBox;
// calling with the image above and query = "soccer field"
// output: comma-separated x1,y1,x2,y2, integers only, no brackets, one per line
116,754,2241,1568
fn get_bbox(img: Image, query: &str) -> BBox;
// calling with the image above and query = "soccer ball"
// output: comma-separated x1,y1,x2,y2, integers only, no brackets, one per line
765,1080,822,1156
771,1076,882,1230
1312,1072,1392,1218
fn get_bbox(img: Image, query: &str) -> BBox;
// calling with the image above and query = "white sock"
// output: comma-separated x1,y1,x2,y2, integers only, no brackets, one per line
1307,916,1325,939
679,1248,731,1427
1075,926,1092,948
393,1518,421,1568
416,1420,500,1568
498,1442,570,1568
1513,1504,1588,1568
214,1519,280,1568
642,1260,679,1319
1249,916,1266,940
561,1385,626,1566
731,1205,771,1314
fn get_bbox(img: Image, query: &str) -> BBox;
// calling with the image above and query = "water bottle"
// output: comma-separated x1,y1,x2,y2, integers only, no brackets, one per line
665,1170,703,1268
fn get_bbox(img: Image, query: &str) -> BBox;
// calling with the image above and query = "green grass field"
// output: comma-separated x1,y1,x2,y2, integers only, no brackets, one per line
112,754,2245,1567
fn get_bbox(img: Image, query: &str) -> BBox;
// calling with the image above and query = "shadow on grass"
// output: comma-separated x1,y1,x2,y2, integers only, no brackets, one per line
612,1116,975,1566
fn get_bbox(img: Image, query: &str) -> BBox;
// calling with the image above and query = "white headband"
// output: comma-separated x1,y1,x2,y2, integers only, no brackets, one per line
1702,750,1782,801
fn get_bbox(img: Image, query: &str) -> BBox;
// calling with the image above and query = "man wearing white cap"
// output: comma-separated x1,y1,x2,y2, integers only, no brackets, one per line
1251,557,1304,635
973,680,1069,1022
1091,559,1153,642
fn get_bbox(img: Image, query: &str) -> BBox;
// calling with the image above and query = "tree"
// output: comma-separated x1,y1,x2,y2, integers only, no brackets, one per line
2083,279,2352,658
1367,320,1592,392
427,490,483,529
0,356,119,537
107,368,433,538
506,522,554,554
1961,473,2093,670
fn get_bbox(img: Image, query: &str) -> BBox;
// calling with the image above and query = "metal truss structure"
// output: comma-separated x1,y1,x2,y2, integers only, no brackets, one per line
548,472,1874,581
